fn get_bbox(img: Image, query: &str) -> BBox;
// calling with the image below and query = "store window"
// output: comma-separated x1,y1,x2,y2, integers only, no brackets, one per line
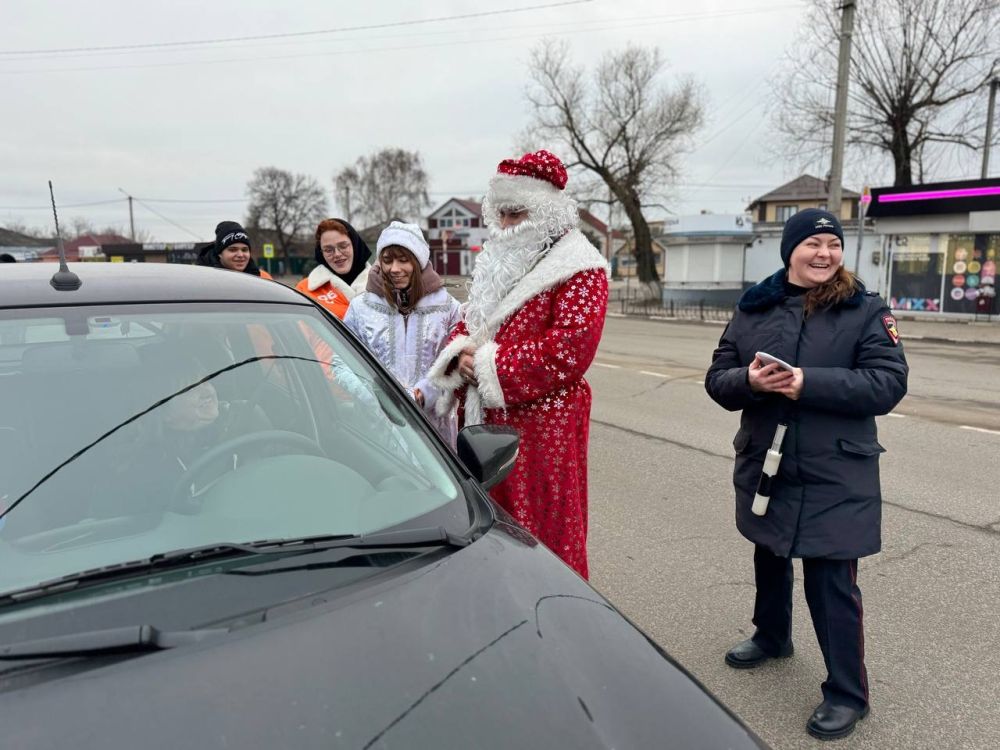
888,235,943,312
943,233,999,314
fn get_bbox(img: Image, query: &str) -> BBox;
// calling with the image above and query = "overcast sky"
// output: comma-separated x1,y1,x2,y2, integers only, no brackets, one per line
2,0,965,241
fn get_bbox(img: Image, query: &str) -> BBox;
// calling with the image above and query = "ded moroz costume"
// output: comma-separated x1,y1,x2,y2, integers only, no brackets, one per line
427,150,609,578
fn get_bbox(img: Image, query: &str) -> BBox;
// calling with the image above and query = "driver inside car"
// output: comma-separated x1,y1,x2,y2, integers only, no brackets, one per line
153,368,274,508
93,355,276,518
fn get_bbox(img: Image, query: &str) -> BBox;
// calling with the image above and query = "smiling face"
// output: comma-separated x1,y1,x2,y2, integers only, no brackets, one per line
787,233,844,288
320,230,354,275
380,246,416,290
219,243,250,272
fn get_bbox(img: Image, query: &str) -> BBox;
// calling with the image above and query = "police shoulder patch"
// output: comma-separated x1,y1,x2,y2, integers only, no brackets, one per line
882,314,900,345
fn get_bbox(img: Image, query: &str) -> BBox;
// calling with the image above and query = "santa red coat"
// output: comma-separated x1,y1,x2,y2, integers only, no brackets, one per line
429,229,609,578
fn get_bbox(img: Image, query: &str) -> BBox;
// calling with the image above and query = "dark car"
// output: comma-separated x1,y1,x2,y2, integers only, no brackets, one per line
0,263,765,749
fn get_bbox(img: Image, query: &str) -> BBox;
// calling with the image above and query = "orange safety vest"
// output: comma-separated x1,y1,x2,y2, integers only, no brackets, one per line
295,278,350,320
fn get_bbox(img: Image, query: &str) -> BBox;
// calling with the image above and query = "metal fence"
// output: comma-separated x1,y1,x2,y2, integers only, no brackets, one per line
609,289,734,322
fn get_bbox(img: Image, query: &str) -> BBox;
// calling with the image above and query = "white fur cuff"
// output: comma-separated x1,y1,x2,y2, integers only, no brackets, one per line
435,389,458,418
427,334,469,395
474,341,505,410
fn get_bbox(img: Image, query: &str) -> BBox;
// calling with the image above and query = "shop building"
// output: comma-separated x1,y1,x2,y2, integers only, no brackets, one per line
867,178,1000,318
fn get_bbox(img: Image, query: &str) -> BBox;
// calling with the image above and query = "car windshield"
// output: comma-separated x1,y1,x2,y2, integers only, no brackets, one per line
0,303,465,596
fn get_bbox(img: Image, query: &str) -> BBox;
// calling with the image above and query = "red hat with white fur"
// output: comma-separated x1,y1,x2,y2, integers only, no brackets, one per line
484,149,574,219
496,150,568,191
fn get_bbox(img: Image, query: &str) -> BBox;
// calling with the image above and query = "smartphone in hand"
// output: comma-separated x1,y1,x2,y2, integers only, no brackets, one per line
756,351,795,371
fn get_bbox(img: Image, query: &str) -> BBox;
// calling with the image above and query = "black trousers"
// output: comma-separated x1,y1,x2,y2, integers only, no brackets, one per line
751,544,869,710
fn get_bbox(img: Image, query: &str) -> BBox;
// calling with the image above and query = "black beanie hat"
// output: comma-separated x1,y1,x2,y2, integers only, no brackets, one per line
780,208,844,267
195,221,262,276
214,221,251,255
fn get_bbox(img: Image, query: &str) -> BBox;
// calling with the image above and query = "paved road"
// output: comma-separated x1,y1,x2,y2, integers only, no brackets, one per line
584,315,1000,750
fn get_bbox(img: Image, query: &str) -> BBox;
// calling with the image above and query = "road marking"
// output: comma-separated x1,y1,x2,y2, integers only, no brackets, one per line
639,370,669,378
695,380,704,385
959,425,1000,436
592,362,621,369
886,413,906,419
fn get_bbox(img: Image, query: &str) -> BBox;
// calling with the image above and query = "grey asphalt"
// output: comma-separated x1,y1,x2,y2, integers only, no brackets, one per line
584,315,1000,750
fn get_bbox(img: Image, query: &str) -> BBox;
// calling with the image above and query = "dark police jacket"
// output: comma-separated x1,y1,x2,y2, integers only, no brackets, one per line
705,270,908,559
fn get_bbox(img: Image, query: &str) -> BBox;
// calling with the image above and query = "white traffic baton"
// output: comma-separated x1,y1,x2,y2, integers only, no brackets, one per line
751,423,788,516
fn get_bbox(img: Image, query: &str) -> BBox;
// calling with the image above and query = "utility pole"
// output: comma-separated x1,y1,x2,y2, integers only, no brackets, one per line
605,185,614,263
855,186,870,275
982,78,999,179
344,185,352,224
828,1,856,216
118,188,135,240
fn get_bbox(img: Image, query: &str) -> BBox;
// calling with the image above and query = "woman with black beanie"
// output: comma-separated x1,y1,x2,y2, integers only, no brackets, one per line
295,218,372,319
706,208,908,740
196,221,271,279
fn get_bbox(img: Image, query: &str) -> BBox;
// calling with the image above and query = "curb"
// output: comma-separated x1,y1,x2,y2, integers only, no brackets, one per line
904,335,1000,348
607,312,728,326
607,312,1000,345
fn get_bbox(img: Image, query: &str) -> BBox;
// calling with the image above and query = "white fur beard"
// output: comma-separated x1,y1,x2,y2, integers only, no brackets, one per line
463,221,552,341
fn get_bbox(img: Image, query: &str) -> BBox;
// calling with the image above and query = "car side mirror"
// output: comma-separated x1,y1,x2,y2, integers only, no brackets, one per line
456,425,520,491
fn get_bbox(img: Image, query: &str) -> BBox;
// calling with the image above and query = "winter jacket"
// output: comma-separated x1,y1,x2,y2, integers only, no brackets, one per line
344,283,462,446
296,264,371,320
705,269,908,559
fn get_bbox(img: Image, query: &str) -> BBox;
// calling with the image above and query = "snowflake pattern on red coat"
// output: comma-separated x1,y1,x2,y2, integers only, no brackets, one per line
448,268,608,578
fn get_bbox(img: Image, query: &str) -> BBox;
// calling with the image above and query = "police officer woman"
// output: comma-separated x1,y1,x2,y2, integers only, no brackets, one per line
706,208,908,741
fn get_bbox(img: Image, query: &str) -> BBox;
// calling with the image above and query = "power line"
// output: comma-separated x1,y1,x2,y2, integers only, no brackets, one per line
2,4,803,63
0,197,125,210
0,4,805,75
131,197,204,240
0,1,593,56
1,179,777,215
136,196,246,204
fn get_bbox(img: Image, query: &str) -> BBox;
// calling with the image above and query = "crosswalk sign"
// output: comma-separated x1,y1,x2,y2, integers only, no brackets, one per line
263,243,275,259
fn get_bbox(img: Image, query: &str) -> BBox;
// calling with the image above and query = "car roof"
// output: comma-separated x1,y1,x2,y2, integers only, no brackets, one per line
0,262,310,308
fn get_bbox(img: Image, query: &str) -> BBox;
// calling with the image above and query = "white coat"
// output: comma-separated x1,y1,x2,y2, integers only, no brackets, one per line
344,287,462,446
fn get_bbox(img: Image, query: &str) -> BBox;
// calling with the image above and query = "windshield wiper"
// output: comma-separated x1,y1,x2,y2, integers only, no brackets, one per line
252,525,473,552
0,542,289,606
0,625,226,660
0,527,471,606
223,526,473,577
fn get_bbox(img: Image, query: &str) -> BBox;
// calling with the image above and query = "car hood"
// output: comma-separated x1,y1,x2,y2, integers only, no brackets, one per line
0,522,765,749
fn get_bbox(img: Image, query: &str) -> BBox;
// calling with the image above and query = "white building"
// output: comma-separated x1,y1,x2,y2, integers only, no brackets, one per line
659,213,755,305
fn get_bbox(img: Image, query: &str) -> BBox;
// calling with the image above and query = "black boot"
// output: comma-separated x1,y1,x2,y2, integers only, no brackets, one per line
724,638,794,669
806,700,869,740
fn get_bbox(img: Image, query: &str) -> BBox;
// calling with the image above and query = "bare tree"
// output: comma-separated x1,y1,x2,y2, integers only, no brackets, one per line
525,40,704,291
0,219,51,240
245,167,328,265
774,0,1000,186
334,148,430,227
55,217,152,241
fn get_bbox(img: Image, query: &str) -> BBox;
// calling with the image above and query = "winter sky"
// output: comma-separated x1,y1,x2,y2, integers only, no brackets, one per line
1,0,985,241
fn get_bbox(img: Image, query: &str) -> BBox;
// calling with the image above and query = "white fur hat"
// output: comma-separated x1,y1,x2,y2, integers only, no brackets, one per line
377,221,430,268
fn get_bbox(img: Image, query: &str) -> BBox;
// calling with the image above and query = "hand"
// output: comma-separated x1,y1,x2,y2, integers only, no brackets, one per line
458,347,478,386
774,367,804,401
413,388,425,408
748,356,794,394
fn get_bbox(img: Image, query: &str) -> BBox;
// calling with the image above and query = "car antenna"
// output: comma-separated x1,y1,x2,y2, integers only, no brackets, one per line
48,180,82,291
